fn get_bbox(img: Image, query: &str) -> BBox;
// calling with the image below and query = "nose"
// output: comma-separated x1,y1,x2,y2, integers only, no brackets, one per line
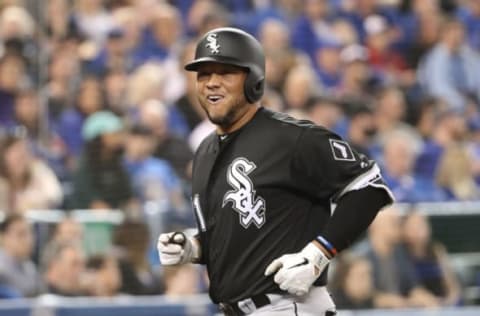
206,73,221,89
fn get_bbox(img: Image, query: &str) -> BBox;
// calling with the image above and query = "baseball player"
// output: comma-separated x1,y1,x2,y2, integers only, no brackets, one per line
158,27,394,315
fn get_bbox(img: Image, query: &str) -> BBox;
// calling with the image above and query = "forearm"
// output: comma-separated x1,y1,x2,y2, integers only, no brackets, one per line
320,186,392,253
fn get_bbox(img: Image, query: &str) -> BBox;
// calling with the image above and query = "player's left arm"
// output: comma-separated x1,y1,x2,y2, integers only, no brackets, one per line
265,127,394,295
265,187,391,295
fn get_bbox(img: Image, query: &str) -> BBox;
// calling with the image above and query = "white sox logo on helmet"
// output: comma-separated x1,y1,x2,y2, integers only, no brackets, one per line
223,158,266,228
206,33,220,54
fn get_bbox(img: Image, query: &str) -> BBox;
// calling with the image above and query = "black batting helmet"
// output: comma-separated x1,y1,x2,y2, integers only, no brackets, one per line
185,27,265,103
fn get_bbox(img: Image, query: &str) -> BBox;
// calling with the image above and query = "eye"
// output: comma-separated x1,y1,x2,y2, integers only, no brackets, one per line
197,71,209,80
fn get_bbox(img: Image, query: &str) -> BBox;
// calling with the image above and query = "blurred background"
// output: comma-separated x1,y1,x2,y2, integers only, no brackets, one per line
0,0,479,315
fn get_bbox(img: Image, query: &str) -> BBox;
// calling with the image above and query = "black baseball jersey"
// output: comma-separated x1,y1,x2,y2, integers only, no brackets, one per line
191,107,391,303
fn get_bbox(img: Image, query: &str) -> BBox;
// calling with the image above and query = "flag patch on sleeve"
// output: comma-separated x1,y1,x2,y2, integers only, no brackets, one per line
329,139,355,161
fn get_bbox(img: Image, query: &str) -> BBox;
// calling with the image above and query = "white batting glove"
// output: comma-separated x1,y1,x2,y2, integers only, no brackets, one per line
157,232,200,265
264,243,330,296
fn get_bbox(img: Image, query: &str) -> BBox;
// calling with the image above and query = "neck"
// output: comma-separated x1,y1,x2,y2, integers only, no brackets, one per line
217,104,259,134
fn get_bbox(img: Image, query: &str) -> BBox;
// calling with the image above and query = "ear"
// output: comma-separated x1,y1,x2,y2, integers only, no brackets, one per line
244,70,264,103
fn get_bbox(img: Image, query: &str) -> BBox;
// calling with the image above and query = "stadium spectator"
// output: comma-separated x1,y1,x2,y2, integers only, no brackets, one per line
267,50,297,93
409,97,439,140
83,26,132,76
42,240,87,296
70,111,132,210
112,221,163,295
111,6,142,62
258,18,291,53
0,5,37,73
0,134,63,214
404,6,443,69
330,253,375,309
363,14,408,84
336,44,376,105
162,264,200,298
195,5,230,37
44,0,79,44
306,96,344,131
173,41,205,133
123,124,189,217
84,254,122,297
150,4,182,56
467,116,480,185
290,0,334,60
0,54,29,126
436,144,480,200
126,61,188,135
0,5,35,42
415,109,468,181
138,99,193,180
373,86,410,139
13,90,44,140
346,105,376,157
381,128,446,202
134,3,182,66
331,18,359,47
72,0,115,46
50,216,84,245
0,214,42,297
364,206,439,308
11,90,70,185
337,0,385,43
418,18,480,111
103,69,129,116
403,210,461,305
185,0,226,37
456,0,480,51
313,39,343,91
56,77,105,159
283,65,320,110
127,62,164,109
394,0,443,54
259,18,300,94
45,50,80,123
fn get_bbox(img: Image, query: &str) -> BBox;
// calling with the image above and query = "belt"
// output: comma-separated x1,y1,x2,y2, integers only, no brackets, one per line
219,294,271,316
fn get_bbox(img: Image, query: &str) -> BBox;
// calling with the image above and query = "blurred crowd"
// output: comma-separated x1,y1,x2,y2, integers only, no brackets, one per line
0,0,479,308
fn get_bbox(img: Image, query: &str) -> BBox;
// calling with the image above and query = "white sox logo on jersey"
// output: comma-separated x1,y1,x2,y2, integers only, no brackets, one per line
223,158,266,228
206,33,220,54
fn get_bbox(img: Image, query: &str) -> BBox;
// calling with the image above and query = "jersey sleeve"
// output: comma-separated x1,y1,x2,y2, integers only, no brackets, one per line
291,126,394,203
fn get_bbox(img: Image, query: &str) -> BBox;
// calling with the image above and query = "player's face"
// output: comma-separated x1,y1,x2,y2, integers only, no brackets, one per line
195,62,249,129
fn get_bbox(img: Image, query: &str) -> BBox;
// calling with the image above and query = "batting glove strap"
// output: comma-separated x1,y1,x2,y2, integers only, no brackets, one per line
301,243,330,276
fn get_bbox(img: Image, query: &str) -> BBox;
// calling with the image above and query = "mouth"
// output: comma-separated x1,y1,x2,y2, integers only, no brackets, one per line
206,94,224,105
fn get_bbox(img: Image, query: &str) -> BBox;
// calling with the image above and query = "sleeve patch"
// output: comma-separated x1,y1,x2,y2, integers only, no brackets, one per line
329,139,356,161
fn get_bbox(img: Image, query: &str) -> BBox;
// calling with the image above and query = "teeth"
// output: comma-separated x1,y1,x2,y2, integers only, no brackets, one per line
208,95,222,102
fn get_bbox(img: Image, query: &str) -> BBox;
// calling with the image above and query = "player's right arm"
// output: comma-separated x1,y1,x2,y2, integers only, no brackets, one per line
157,232,201,265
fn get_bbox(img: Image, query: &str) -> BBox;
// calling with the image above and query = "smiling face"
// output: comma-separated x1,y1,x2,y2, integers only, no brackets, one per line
195,62,250,131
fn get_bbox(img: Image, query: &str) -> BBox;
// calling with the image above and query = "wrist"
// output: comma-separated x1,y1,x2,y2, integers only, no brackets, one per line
312,240,334,260
302,242,330,275
314,236,338,258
